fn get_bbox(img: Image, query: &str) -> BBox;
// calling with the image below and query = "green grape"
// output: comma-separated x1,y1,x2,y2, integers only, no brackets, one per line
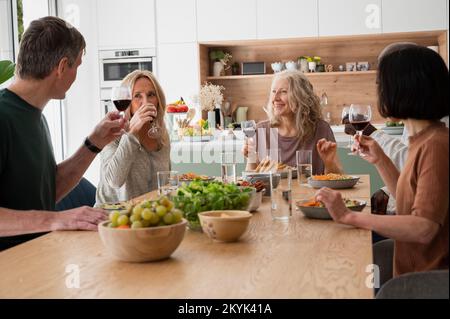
163,212,174,225
132,211,142,221
157,221,166,226
149,212,160,225
141,208,153,221
141,219,151,227
172,209,183,223
132,205,143,216
107,222,115,228
156,205,167,217
109,211,120,224
131,221,143,229
117,214,129,226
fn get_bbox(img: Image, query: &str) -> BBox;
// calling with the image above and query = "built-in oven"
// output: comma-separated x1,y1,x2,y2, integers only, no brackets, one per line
99,48,156,114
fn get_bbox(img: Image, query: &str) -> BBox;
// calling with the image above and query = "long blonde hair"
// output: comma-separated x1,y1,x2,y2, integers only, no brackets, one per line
121,70,169,147
267,70,322,143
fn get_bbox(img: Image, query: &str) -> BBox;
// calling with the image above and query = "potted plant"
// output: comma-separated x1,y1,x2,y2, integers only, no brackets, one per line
0,60,15,85
307,56,321,73
209,50,232,76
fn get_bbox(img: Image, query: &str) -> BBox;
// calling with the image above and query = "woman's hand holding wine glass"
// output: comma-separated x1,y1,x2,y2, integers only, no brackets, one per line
128,103,157,137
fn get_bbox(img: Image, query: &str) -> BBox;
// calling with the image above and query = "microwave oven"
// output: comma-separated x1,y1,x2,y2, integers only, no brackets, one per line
99,48,156,89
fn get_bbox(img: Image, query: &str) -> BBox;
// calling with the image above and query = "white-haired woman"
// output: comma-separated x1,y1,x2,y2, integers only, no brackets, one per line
244,70,342,174
96,70,171,204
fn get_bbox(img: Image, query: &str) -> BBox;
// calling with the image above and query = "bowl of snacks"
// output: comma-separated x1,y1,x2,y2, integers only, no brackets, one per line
98,197,186,262
296,198,366,220
236,180,265,212
198,210,252,242
308,174,360,189
170,180,253,231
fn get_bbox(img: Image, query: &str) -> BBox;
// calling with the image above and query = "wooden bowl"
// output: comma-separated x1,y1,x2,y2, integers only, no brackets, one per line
98,219,187,262
198,211,251,242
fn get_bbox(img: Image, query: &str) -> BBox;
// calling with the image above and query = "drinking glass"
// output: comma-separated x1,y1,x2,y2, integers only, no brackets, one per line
220,152,236,184
349,104,372,156
341,106,354,150
296,150,312,186
111,85,131,118
270,170,292,221
157,171,179,196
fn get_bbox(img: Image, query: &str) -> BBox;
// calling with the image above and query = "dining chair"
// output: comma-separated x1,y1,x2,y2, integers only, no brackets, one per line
376,269,449,299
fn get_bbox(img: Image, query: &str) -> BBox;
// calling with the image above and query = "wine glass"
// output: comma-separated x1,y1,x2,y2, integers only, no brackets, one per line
341,106,353,150
349,104,372,156
111,85,131,118
147,112,160,138
241,120,256,138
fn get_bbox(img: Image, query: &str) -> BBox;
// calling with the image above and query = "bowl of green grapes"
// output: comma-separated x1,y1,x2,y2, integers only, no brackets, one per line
98,196,187,262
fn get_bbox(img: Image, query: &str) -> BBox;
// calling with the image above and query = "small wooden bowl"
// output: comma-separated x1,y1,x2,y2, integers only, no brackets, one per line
198,211,251,242
98,219,187,262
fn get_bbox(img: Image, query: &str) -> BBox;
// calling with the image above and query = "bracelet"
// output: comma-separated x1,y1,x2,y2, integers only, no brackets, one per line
84,137,102,154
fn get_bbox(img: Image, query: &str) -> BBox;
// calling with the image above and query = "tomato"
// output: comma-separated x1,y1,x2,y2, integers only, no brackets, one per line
117,225,130,229
178,105,189,112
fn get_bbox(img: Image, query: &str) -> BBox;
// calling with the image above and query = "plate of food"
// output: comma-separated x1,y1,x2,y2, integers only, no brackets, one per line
251,159,297,178
308,174,360,189
96,202,132,213
179,173,216,184
296,198,366,220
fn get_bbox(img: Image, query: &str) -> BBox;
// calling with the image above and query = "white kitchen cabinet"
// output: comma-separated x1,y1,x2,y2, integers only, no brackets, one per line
257,0,318,39
97,0,156,49
157,43,199,113
156,0,197,43
382,0,447,33
318,0,382,36
197,0,257,41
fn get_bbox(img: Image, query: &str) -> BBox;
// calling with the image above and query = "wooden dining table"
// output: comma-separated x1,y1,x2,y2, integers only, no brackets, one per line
0,175,374,299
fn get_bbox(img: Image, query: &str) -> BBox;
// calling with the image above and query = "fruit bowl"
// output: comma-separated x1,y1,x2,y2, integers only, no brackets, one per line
98,219,187,262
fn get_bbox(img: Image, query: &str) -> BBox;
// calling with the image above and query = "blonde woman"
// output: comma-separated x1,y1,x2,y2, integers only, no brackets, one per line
96,70,171,204
244,70,342,174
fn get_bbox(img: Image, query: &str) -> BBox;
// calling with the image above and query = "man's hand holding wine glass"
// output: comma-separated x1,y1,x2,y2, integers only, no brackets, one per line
88,111,128,150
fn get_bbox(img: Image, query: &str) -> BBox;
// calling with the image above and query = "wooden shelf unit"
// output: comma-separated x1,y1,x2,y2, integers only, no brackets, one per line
199,31,448,124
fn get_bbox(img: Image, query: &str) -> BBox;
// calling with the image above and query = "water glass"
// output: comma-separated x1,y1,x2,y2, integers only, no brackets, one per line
157,171,179,196
220,152,236,184
296,150,312,186
270,170,292,221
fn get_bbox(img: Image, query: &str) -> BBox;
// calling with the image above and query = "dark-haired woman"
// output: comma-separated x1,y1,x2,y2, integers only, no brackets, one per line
315,46,449,277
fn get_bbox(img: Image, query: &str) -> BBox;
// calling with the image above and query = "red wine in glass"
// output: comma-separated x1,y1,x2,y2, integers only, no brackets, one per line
349,104,372,156
351,121,370,131
113,99,131,112
111,85,131,118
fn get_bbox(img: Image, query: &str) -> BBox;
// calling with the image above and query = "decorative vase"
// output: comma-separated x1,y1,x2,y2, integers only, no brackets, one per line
213,61,224,77
207,111,216,129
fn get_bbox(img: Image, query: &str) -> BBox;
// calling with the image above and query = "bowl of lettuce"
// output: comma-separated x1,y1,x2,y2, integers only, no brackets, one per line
170,180,253,231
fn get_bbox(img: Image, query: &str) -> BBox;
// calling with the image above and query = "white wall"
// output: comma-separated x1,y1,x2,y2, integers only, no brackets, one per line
0,0,14,61
58,0,102,185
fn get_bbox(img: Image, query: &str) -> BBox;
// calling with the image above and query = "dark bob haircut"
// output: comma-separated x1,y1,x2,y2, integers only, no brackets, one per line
377,46,449,120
